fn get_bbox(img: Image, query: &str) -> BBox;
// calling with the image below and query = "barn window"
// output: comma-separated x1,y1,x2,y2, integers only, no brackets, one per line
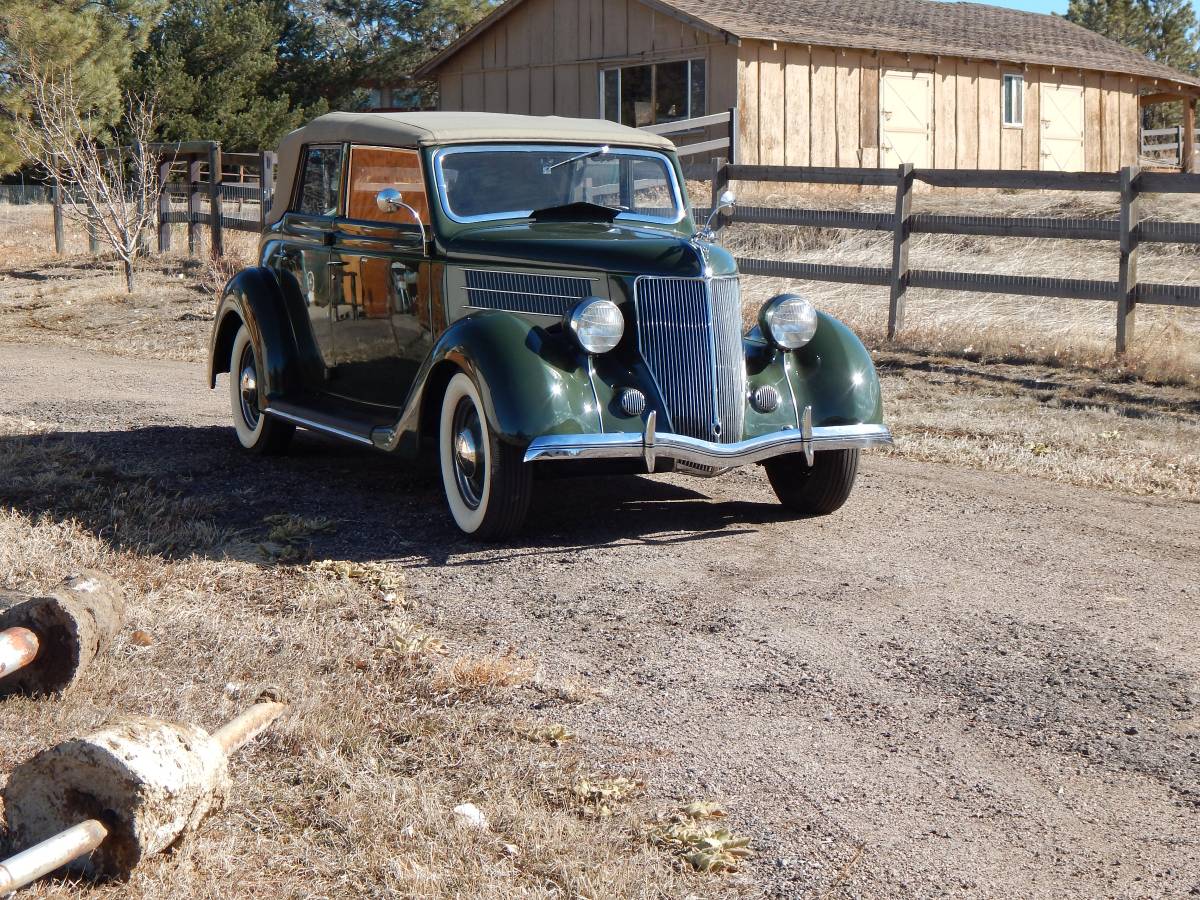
600,59,706,128
1003,74,1024,127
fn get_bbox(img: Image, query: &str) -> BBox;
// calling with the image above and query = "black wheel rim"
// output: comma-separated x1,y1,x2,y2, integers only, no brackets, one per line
237,343,261,430
451,396,485,510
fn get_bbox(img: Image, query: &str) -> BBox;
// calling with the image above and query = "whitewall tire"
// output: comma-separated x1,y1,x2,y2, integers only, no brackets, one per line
438,371,532,540
228,324,293,455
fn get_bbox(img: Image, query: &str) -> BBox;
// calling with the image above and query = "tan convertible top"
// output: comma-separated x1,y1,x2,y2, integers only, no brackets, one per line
267,111,675,224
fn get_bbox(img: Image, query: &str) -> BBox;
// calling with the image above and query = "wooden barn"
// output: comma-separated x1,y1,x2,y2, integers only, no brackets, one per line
416,0,1200,172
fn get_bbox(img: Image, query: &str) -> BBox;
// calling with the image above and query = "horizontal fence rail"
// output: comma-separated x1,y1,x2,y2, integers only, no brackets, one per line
1140,125,1200,167
709,159,1200,353
51,141,276,258
641,107,736,163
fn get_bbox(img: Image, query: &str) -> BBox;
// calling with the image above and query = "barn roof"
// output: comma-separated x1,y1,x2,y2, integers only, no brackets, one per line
416,0,1200,90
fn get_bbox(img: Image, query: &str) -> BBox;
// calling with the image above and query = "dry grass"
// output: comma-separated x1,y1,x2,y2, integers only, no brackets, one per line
0,204,258,363
876,353,1200,501
0,418,723,898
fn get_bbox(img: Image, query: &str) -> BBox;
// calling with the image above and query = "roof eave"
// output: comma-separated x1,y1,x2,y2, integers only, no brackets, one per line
414,0,740,79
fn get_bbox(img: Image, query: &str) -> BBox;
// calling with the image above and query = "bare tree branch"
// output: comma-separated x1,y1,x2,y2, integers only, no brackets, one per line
13,61,169,292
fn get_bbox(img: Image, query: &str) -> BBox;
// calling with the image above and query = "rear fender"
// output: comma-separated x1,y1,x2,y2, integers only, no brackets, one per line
208,266,316,399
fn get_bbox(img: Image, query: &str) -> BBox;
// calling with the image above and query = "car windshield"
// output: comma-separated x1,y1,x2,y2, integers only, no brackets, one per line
434,145,684,224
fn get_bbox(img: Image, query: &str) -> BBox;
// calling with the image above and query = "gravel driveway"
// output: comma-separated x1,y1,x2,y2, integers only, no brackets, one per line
1,342,1196,898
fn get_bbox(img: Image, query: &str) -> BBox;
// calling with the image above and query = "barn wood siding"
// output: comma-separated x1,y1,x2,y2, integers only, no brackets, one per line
732,38,1150,172
435,0,728,125
432,0,1154,173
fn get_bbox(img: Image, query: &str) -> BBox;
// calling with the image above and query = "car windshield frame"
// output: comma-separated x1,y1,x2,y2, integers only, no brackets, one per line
430,144,687,227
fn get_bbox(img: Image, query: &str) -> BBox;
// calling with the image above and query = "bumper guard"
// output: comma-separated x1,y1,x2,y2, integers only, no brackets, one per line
523,407,893,469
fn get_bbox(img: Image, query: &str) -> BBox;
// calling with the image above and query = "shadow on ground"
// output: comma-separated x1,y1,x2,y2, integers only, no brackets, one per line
0,424,795,565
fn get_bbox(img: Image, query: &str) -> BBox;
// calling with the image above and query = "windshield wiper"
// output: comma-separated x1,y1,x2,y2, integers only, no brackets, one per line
529,201,620,223
541,145,610,174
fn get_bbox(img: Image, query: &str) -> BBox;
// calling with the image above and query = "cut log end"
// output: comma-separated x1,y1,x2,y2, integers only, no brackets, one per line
0,717,229,879
0,570,125,697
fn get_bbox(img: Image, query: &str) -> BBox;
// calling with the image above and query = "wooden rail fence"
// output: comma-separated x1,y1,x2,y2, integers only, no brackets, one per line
1141,126,1200,168
709,159,1200,353
53,141,276,259
643,107,737,166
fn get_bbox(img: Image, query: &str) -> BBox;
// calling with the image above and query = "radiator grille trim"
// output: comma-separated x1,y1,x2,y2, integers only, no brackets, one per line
463,268,596,317
634,275,746,444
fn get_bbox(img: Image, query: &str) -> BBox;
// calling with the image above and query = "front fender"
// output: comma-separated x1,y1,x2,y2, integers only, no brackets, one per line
384,311,600,457
208,266,314,399
746,311,884,434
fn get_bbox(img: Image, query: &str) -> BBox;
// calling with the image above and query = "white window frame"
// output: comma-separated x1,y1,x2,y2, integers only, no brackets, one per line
598,57,706,127
1003,73,1024,128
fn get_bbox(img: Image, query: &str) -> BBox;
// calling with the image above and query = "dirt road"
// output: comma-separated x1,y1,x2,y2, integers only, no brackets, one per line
2,342,1197,898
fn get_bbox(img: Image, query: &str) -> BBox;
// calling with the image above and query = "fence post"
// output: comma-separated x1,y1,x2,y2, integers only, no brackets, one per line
886,163,915,340
1116,165,1140,354
709,156,729,232
1184,101,1196,174
208,142,224,259
87,217,98,254
133,141,150,256
52,184,64,255
258,150,276,230
727,106,738,166
188,155,202,255
157,157,172,253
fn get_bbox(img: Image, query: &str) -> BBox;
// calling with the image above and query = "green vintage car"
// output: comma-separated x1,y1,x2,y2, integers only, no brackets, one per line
209,111,892,539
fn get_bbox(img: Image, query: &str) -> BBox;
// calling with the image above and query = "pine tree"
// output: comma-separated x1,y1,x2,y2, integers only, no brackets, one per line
316,0,496,108
1066,0,1154,49
131,0,317,150
1144,0,1200,75
1066,0,1199,127
0,0,164,173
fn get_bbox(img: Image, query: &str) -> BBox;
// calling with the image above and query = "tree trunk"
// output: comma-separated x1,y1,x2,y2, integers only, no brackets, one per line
123,258,135,293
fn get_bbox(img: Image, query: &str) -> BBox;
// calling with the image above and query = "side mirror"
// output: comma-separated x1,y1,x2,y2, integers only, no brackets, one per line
716,189,736,213
375,187,428,249
376,187,404,213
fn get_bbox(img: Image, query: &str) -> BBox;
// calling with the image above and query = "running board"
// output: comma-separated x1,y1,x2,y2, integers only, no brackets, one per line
265,401,378,446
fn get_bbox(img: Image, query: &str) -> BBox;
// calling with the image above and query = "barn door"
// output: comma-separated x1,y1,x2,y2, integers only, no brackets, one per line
1040,84,1085,171
880,70,933,168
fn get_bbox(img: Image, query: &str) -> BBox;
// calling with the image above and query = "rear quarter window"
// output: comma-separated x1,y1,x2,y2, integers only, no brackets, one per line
296,146,343,216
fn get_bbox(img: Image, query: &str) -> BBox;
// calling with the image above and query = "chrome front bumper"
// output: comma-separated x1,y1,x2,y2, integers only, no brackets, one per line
523,409,893,470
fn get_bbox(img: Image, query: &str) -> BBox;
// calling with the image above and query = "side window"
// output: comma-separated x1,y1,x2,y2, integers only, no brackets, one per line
346,146,430,225
1003,74,1024,127
296,146,343,216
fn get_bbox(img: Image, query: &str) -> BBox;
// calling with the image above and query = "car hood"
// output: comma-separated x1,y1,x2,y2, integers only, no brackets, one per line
438,220,737,278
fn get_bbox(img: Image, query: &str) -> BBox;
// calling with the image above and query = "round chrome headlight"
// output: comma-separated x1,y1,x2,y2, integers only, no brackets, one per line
566,297,624,355
759,294,818,350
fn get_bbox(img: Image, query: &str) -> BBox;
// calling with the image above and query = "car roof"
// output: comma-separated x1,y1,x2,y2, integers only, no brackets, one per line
283,111,675,150
267,111,676,225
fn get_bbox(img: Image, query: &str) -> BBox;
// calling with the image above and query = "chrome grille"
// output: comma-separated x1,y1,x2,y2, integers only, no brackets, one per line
634,275,746,444
464,268,594,316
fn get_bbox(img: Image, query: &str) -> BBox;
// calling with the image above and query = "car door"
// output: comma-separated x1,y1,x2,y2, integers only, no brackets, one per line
328,145,434,408
274,144,344,384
